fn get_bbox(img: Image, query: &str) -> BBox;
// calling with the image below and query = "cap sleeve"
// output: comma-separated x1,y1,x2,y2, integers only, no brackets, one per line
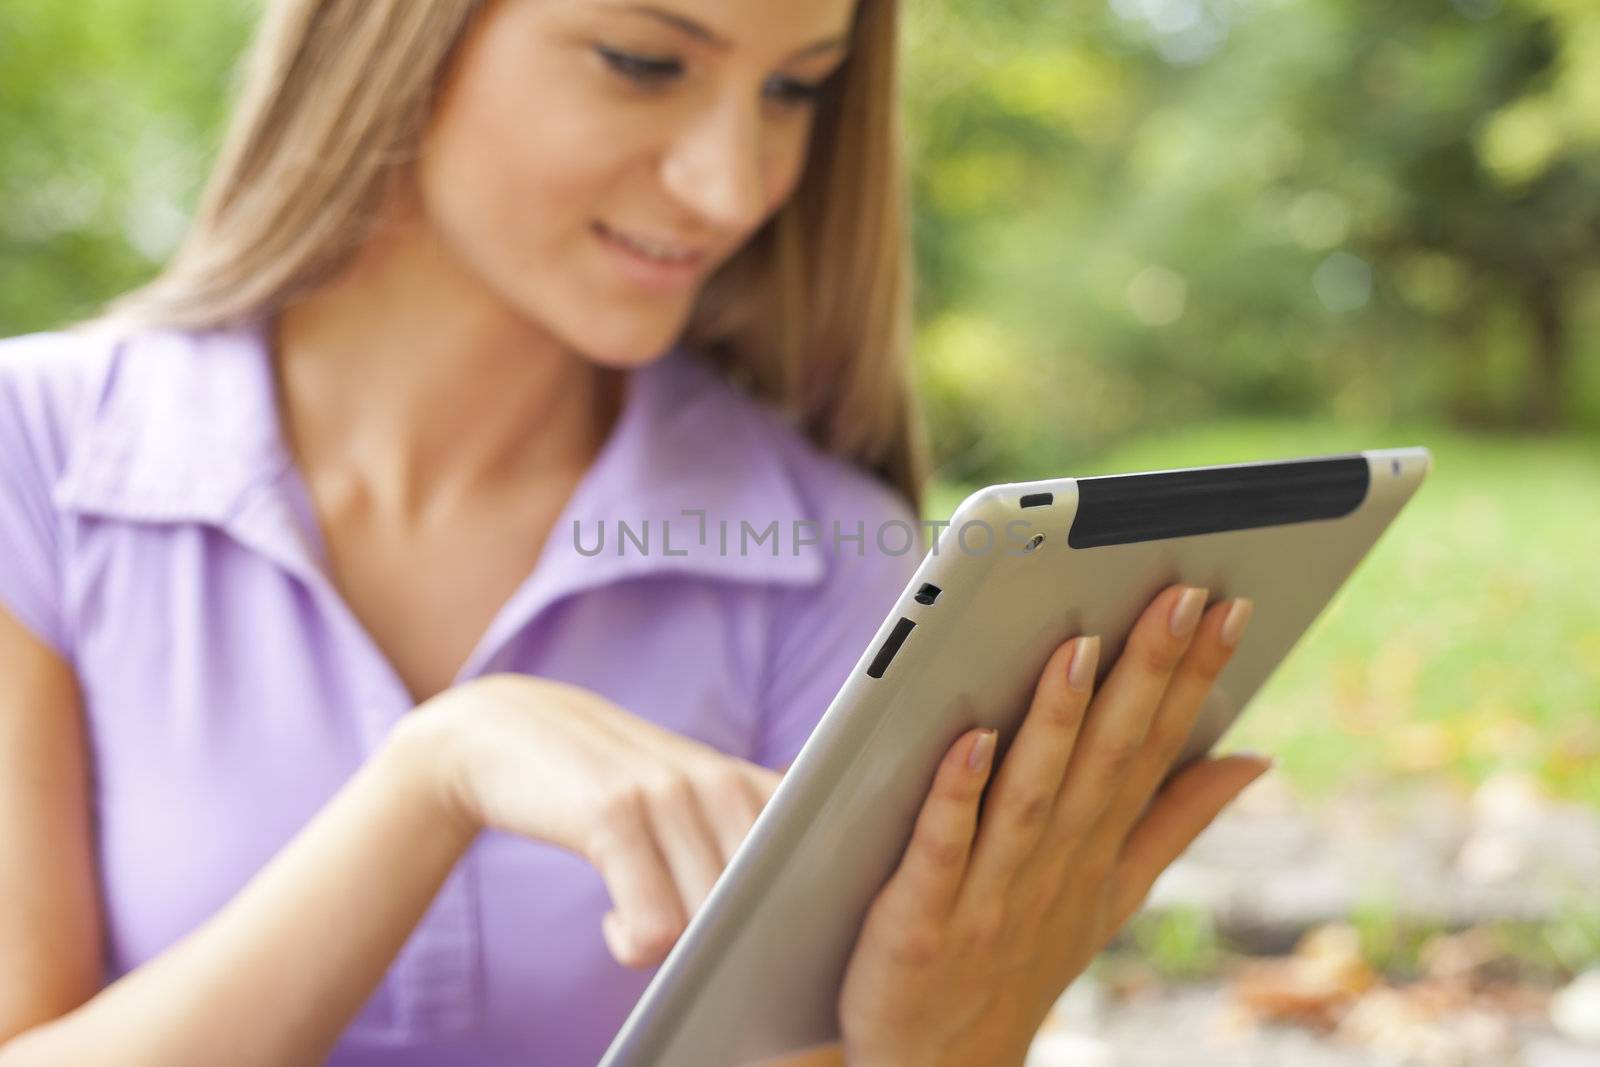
0,336,79,659
754,482,923,771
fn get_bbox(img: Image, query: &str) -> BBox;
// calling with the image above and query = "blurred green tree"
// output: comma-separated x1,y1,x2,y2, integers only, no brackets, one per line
904,0,1600,480
0,0,251,331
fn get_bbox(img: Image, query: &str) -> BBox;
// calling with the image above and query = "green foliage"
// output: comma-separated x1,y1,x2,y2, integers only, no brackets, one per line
1125,904,1228,981
904,0,1600,481
1494,893,1600,977
0,0,254,330
1531,894,1600,975
1350,893,1446,980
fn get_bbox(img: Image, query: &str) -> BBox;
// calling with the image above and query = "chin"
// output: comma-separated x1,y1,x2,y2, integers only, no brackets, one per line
544,323,671,372
559,308,696,370
578,344,676,372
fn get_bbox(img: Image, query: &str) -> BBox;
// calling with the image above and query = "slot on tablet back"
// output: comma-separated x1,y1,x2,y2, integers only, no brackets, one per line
865,617,916,679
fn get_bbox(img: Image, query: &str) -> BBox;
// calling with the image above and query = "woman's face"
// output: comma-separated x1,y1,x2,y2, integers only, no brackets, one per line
415,0,859,366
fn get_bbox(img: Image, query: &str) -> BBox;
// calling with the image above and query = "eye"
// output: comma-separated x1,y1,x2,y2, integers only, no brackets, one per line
764,74,830,108
596,45,683,86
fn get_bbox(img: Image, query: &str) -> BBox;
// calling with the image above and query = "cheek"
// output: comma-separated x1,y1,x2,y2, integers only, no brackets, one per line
761,111,825,224
416,4,640,285
421,67,619,274
413,37,688,362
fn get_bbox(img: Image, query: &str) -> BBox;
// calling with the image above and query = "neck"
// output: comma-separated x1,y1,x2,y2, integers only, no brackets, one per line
271,205,623,528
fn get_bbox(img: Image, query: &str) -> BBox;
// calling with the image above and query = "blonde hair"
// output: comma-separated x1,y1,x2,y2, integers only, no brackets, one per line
107,0,927,514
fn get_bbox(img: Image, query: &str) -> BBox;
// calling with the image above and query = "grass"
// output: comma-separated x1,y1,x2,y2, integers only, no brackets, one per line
1122,905,1228,982
928,419,1600,806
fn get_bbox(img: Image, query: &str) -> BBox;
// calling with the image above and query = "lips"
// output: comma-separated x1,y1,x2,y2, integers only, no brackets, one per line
593,221,708,266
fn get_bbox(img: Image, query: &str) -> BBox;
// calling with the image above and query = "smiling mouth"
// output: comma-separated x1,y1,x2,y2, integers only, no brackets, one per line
593,221,709,267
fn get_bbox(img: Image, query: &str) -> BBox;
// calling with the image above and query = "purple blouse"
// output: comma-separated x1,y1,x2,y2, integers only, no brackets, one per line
0,324,920,1066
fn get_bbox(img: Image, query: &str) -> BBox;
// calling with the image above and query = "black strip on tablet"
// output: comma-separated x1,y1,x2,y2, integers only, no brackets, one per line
866,617,916,678
1068,456,1369,549
1019,492,1054,508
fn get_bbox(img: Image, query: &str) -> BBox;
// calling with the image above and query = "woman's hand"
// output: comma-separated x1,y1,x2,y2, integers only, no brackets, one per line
395,675,782,969
836,584,1269,1067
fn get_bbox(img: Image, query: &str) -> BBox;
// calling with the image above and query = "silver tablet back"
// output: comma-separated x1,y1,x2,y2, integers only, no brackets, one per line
600,448,1430,1066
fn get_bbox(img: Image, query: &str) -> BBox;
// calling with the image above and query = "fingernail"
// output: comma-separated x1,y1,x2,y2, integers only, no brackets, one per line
1169,587,1208,638
968,729,997,772
1067,636,1100,691
1219,598,1255,648
1231,750,1276,773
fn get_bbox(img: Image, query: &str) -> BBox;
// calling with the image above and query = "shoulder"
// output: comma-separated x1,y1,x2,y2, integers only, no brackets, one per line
672,353,925,633
766,417,920,548
0,322,230,404
0,328,134,657
0,329,109,413
0,323,234,481
0,328,123,482
667,349,920,547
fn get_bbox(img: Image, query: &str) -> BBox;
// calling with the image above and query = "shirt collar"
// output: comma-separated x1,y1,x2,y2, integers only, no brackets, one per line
55,323,828,601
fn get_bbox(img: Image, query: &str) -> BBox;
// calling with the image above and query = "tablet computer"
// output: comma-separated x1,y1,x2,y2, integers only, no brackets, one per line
599,447,1431,1067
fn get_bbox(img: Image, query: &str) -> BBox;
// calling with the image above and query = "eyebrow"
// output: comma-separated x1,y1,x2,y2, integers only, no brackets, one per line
597,2,850,59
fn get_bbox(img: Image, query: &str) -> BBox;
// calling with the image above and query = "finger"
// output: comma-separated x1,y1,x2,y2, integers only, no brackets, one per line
1107,753,1271,930
877,728,997,926
694,763,769,867
740,764,783,810
587,789,688,968
1091,597,1253,850
1050,585,1209,837
644,775,729,922
957,636,1097,905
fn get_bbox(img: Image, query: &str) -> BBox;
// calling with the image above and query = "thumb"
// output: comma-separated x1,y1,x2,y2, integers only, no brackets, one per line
1108,753,1272,929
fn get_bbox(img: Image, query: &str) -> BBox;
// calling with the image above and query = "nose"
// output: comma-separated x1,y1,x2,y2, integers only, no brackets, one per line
660,95,769,238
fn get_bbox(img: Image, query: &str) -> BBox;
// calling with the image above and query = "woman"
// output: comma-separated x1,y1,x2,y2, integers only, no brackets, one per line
0,0,1266,1064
